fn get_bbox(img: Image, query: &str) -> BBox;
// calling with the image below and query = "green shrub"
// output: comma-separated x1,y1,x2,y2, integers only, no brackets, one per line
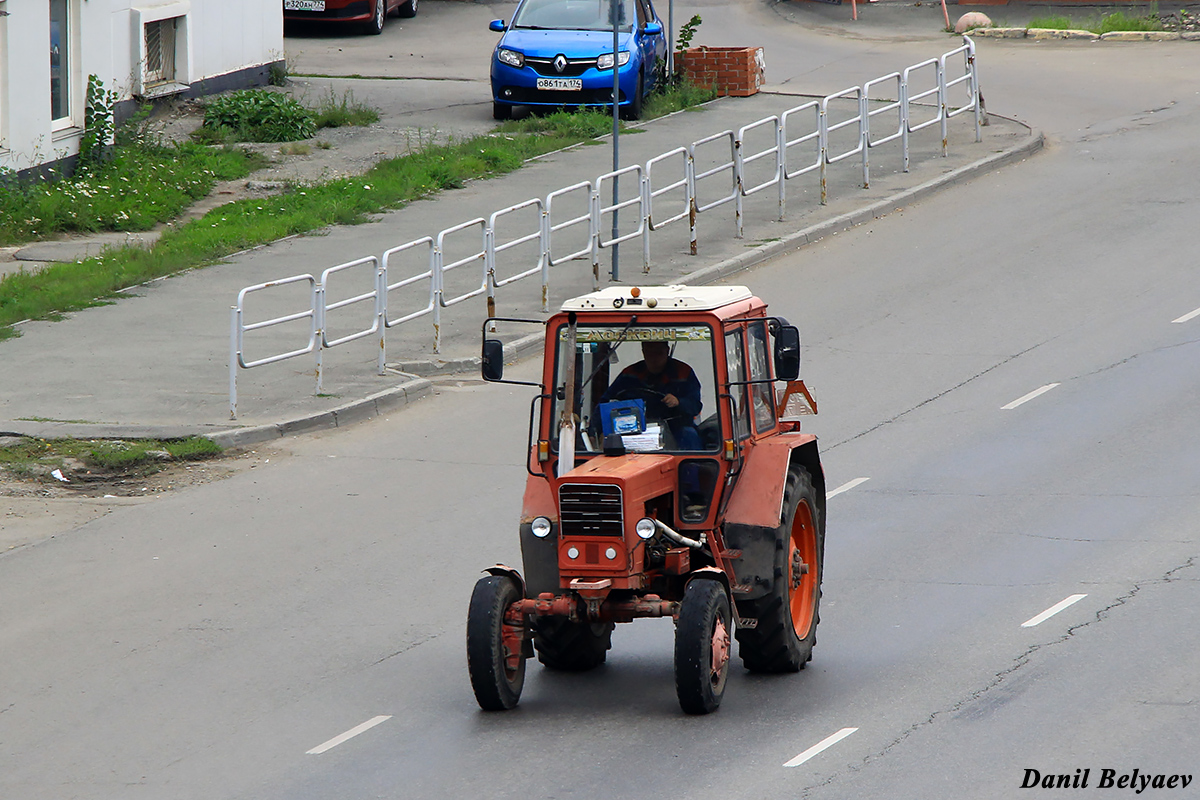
202,89,316,142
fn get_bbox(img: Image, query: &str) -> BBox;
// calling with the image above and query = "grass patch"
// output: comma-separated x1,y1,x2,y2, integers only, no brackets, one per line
645,78,718,118
1028,9,1163,32
0,142,266,245
0,435,222,477
1028,14,1073,29
312,89,380,129
0,85,713,340
1094,10,1163,33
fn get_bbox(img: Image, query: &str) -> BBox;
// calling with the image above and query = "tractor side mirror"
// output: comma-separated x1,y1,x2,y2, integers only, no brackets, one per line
482,339,505,381
489,19,507,32
773,325,801,380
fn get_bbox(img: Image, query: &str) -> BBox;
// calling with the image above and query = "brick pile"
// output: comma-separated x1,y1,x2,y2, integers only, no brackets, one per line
676,46,765,98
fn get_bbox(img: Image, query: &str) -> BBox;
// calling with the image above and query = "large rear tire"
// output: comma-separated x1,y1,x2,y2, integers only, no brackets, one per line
735,465,823,673
534,617,614,671
674,578,732,714
467,575,526,710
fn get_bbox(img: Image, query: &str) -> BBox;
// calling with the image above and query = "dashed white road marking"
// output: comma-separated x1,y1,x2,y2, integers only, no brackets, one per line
783,727,859,768
1001,383,1061,410
827,478,870,498
306,715,392,755
1171,307,1200,324
1021,594,1087,628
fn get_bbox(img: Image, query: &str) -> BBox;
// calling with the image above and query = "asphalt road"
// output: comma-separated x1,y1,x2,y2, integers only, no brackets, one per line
2,1,1198,797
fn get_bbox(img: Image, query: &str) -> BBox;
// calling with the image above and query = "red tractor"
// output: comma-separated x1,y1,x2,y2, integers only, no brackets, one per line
467,285,825,714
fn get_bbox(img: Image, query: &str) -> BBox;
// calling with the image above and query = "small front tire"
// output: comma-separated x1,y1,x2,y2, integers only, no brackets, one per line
397,0,418,18
467,575,526,711
675,578,732,714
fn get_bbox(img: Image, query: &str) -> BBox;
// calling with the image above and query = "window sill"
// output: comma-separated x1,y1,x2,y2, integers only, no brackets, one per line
51,125,82,142
139,82,189,100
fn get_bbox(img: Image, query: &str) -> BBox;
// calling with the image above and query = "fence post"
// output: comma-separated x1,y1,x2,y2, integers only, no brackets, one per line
687,149,698,256
376,257,387,375
589,187,601,290
901,77,911,172
819,102,829,206
861,91,870,190
484,223,497,319
640,172,651,273
734,134,745,240
313,280,324,395
432,239,443,353
540,204,551,311
938,59,949,157
229,306,239,420
968,38,982,143
776,117,786,222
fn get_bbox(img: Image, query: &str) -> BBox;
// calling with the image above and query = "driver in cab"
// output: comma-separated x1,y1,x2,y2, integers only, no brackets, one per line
602,340,702,451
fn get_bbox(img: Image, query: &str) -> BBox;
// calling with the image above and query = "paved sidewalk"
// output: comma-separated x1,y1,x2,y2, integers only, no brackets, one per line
0,86,1040,448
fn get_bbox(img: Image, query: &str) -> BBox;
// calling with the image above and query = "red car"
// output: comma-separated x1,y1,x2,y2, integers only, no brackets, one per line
283,0,417,35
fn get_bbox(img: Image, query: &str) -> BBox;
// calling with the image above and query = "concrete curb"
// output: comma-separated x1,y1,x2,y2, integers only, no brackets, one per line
206,375,433,449
974,27,1196,41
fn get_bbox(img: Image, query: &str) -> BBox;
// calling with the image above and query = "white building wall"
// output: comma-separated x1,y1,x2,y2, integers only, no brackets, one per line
1,0,283,175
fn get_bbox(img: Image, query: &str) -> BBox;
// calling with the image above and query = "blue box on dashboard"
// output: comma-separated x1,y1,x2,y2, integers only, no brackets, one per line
598,399,646,436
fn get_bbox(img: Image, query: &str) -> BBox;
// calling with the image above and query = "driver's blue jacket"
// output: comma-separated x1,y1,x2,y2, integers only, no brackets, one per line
603,358,702,422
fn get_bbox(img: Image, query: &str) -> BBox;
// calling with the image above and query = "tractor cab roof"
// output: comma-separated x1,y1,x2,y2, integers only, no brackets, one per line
561,285,756,314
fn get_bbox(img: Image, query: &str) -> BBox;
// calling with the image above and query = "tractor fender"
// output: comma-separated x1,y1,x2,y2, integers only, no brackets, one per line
722,434,824,602
685,566,731,597
483,565,526,599
519,475,561,598
724,433,820,529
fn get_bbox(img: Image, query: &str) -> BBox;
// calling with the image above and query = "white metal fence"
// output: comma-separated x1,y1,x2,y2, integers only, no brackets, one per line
230,37,981,419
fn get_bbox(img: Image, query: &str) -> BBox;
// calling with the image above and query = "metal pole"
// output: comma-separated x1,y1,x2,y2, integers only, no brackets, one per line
668,0,675,79
611,0,620,282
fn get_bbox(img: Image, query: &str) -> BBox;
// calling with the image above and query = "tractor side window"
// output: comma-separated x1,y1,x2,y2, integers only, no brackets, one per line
724,329,750,441
748,321,776,434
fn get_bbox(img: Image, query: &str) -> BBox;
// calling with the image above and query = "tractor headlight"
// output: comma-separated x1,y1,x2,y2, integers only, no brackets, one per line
635,517,657,539
497,48,524,68
531,517,553,538
597,51,631,70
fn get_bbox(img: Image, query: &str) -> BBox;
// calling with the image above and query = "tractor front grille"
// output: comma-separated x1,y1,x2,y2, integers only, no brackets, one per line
558,483,623,536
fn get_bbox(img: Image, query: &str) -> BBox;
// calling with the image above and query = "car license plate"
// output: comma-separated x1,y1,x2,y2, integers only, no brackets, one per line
284,0,326,10
536,78,582,91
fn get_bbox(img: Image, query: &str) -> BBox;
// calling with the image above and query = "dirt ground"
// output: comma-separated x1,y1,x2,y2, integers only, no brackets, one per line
0,444,286,552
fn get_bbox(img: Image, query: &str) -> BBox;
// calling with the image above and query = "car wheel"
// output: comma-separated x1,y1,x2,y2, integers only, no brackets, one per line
398,0,417,18
363,0,385,34
620,71,644,121
493,102,512,121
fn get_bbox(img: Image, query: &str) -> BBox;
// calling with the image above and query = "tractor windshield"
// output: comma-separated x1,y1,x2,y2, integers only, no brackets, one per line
549,323,720,454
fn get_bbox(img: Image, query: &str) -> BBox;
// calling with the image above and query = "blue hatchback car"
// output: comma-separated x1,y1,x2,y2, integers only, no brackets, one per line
489,0,667,120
